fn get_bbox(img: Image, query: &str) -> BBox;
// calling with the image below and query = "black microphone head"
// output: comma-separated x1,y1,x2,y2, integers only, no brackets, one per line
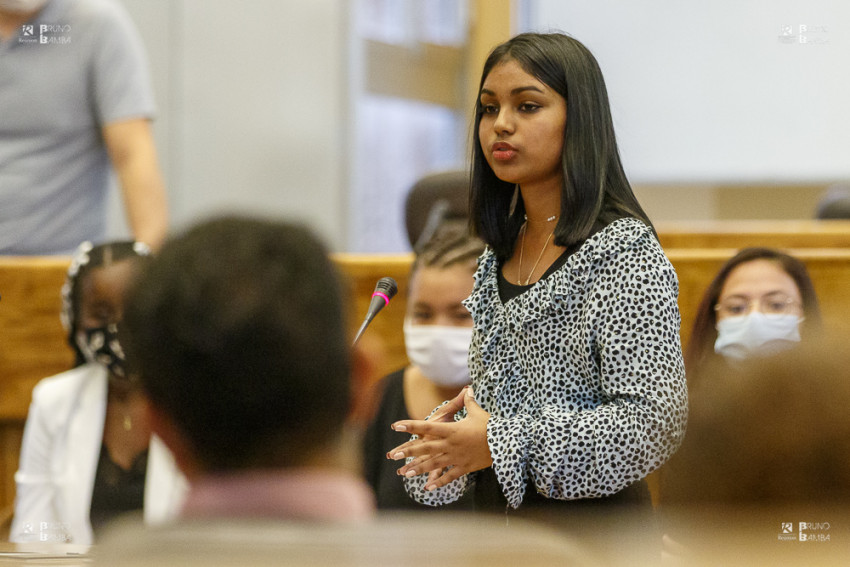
374,277,398,301
353,277,399,346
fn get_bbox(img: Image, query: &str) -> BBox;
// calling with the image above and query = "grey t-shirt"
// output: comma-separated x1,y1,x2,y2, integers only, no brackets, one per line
0,0,155,254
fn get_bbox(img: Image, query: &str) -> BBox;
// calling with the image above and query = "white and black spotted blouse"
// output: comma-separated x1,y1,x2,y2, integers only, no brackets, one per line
403,217,688,509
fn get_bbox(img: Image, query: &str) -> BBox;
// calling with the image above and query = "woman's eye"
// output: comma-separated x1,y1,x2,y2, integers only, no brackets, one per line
480,104,498,115
519,102,541,112
765,301,786,313
717,301,746,316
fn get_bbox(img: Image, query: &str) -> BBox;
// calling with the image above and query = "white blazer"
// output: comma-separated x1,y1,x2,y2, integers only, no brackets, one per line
10,363,187,545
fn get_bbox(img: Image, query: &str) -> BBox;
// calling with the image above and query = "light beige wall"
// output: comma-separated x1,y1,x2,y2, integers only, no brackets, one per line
634,184,831,222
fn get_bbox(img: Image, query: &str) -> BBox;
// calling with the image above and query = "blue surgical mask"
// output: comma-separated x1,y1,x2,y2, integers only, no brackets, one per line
714,312,802,360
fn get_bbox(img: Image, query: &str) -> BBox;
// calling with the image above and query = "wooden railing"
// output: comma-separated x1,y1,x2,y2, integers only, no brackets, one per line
2,221,850,511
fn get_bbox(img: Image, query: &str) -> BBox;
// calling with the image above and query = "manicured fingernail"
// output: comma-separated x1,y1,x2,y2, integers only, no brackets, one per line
425,484,436,491
391,452,404,460
392,424,407,432
404,470,416,478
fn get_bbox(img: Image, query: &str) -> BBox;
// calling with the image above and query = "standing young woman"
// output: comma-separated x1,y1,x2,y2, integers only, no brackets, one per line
387,33,688,517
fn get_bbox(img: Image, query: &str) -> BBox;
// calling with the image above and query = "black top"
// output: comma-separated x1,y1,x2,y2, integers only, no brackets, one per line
89,444,147,536
362,369,473,511
498,245,575,303
498,215,625,303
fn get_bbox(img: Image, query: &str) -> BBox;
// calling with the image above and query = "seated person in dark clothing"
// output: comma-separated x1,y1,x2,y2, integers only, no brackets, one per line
363,222,483,509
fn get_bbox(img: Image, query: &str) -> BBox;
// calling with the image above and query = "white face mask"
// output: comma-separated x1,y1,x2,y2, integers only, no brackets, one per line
714,312,803,360
0,0,48,14
404,321,472,388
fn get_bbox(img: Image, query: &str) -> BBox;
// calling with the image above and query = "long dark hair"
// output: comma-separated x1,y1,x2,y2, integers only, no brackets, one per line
469,32,653,260
684,247,822,383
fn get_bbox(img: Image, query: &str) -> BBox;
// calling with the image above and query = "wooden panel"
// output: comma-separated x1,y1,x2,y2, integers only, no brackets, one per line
0,425,23,519
1,248,849,511
365,41,464,109
333,253,413,383
0,257,74,422
467,0,513,112
657,220,850,250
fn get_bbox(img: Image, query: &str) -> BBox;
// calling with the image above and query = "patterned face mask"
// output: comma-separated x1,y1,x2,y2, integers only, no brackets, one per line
76,323,128,378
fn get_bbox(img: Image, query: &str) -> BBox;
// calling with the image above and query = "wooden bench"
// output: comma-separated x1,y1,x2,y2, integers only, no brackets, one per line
2,247,850,511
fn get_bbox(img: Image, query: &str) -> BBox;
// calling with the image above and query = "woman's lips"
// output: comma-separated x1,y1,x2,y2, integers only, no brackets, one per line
491,142,516,161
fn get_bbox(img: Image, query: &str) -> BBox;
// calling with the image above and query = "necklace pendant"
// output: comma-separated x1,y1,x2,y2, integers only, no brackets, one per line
123,415,132,431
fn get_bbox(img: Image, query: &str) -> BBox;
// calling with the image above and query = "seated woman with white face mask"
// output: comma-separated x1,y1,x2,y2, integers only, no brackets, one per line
362,222,484,509
684,247,822,387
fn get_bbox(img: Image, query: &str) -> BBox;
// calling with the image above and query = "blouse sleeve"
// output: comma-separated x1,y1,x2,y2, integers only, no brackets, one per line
487,232,688,508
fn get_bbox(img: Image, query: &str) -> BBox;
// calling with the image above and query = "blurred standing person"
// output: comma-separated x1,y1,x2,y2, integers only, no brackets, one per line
0,0,168,254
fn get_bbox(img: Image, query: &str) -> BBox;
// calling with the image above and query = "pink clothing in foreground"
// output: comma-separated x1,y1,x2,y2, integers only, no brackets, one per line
180,469,375,522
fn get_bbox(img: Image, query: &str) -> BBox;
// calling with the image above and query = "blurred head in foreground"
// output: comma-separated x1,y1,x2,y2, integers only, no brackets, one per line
123,216,360,477
661,337,850,564
667,338,850,506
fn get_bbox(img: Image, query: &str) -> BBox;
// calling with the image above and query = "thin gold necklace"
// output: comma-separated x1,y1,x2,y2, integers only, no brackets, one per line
517,218,556,285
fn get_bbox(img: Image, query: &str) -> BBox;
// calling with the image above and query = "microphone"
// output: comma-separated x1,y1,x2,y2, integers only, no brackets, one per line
352,277,398,346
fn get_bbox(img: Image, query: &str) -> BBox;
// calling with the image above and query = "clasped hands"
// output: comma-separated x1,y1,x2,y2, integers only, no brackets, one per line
386,386,493,491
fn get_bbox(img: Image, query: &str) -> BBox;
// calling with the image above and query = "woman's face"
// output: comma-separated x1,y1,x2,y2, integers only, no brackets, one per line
478,58,567,192
77,259,137,330
715,259,804,322
407,263,474,328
